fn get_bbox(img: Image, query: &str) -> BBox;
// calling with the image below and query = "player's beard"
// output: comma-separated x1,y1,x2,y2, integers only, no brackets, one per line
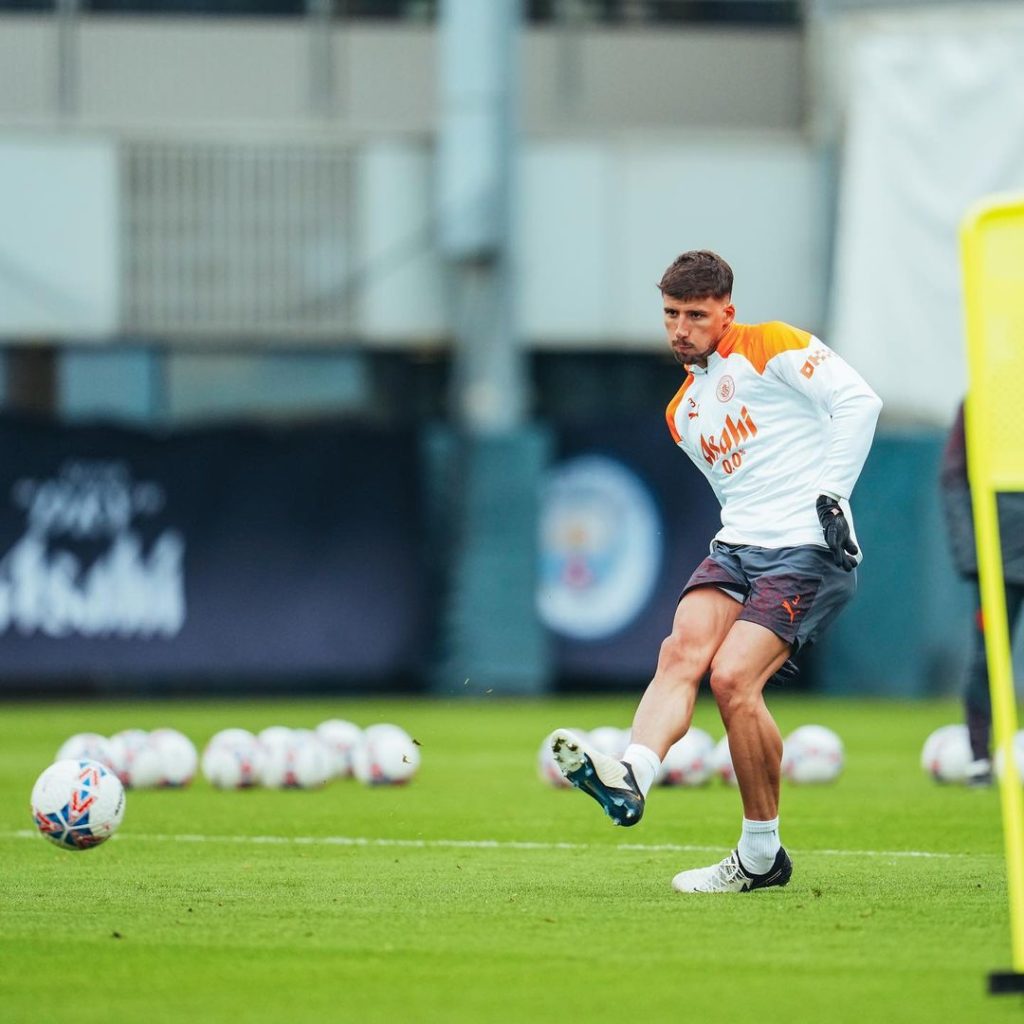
672,334,721,367
672,342,709,366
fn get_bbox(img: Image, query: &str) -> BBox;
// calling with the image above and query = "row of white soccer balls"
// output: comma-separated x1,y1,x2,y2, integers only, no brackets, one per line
54,720,422,790
922,723,1024,783
538,724,845,787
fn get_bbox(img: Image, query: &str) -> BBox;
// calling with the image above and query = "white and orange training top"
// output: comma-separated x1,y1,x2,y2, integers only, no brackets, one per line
665,321,882,554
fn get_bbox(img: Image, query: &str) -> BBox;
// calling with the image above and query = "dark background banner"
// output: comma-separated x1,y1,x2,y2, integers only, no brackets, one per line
0,412,815,692
0,415,427,684
544,415,722,685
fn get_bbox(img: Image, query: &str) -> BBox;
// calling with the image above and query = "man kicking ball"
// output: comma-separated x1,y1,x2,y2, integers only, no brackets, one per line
550,250,881,893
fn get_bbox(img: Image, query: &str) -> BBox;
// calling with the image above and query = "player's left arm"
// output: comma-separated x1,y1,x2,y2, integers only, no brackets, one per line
767,332,883,499
766,330,882,568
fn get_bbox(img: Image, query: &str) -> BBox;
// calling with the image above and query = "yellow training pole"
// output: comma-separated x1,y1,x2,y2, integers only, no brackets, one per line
960,195,1024,990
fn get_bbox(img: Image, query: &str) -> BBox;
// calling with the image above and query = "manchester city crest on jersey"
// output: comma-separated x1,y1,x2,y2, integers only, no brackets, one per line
716,375,736,402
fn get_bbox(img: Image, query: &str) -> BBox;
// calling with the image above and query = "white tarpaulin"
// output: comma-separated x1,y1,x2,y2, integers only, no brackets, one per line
830,6,1024,424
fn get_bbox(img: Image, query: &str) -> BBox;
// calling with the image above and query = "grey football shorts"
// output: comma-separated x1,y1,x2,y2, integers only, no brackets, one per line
680,541,857,652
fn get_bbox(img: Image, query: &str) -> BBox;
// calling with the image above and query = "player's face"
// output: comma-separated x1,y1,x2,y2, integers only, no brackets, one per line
663,293,735,368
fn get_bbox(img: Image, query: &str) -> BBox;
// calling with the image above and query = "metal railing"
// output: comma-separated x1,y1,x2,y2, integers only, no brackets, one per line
122,140,355,339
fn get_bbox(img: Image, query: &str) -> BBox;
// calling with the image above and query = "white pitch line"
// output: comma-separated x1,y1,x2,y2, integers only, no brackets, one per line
2,829,997,859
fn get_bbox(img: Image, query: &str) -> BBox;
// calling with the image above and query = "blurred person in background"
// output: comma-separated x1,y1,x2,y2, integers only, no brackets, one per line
939,399,1024,786
549,250,882,893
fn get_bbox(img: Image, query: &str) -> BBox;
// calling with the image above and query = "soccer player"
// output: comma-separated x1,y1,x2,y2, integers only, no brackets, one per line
549,250,882,893
939,399,1024,786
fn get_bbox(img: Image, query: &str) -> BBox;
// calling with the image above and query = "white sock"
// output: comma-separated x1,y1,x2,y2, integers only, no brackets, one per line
737,817,781,876
622,743,660,797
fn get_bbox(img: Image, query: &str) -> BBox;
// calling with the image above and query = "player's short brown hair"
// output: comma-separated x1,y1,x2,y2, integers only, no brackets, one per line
658,250,733,301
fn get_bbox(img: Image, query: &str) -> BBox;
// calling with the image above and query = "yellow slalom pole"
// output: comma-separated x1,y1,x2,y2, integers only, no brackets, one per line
960,196,1024,988
965,448,1024,971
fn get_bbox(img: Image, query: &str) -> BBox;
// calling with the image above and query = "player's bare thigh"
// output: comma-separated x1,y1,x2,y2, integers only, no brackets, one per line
632,586,747,757
710,619,791,698
659,584,747,678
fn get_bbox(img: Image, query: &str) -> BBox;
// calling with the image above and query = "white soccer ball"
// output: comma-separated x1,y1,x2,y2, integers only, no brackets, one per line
588,726,630,759
783,724,844,784
659,727,715,786
315,719,363,778
108,729,163,789
208,727,259,751
260,730,332,789
55,732,116,770
352,723,420,785
201,729,263,789
993,729,1024,781
257,726,296,753
31,759,126,851
920,723,962,772
148,728,198,787
711,735,738,786
921,723,972,783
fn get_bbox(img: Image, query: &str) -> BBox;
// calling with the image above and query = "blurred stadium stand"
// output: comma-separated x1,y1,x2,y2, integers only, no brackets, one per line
0,0,1019,697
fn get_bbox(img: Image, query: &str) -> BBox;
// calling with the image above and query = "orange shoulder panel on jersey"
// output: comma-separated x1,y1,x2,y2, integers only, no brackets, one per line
716,321,812,374
665,375,694,443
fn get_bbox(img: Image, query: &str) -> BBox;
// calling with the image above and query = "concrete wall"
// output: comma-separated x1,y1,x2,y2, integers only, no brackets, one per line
0,133,827,348
0,17,822,352
0,16,804,133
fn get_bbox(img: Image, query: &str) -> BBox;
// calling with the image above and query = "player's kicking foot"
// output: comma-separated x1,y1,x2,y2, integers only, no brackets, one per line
671,848,793,893
550,728,645,827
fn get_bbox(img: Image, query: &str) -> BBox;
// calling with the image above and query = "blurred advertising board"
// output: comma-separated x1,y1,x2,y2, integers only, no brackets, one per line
0,416,426,685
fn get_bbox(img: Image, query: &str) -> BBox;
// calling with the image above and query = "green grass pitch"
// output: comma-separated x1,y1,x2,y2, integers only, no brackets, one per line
0,694,1019,1024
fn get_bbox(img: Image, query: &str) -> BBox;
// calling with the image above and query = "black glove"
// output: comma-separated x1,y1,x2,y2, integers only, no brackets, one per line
816,494,859,572
771,657,800,685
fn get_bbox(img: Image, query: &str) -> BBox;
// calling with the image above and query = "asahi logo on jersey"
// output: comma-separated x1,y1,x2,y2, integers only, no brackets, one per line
700,406,758,466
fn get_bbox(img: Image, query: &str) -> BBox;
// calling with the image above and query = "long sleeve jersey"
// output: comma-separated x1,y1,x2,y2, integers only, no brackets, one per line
665,320,882,554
